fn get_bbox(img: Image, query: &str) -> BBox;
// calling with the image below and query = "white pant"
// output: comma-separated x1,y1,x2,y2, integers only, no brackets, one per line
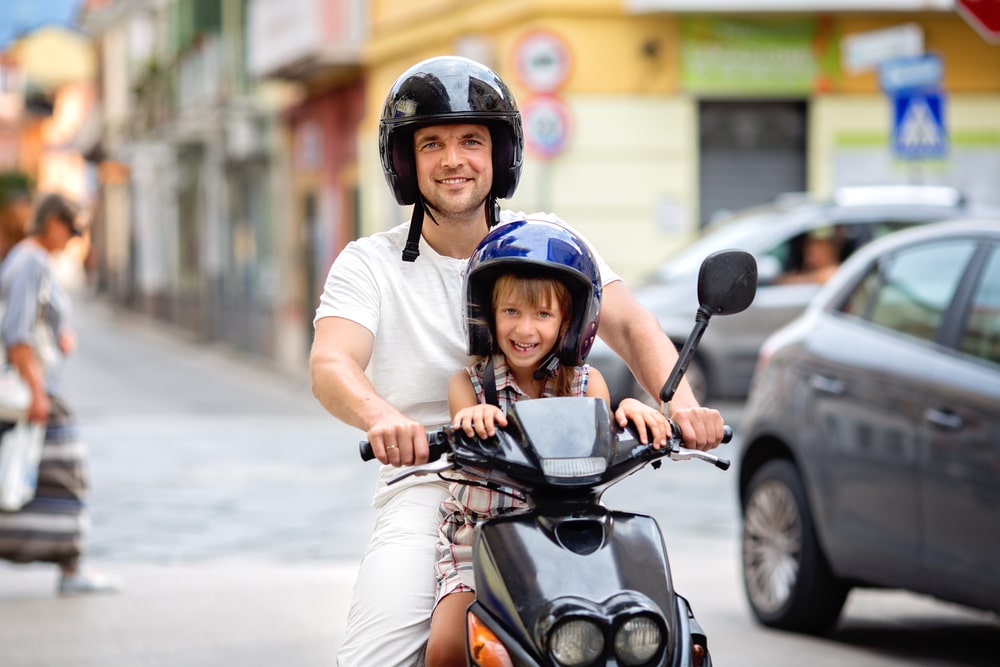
337,481,450,667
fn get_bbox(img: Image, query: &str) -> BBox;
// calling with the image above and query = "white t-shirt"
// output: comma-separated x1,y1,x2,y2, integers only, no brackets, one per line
314,210,620,504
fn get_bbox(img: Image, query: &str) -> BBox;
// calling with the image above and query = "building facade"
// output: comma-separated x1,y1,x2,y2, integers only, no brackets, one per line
78,0,1000,372
360,0,1000,283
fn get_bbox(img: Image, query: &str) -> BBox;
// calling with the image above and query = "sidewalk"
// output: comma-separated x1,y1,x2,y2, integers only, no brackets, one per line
0,293,368,666
0,560,357,667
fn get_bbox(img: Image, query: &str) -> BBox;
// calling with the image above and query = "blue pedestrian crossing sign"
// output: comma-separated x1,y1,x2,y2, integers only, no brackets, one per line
893,92,947,159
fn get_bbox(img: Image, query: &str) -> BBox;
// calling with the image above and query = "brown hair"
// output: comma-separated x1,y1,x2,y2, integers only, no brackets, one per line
489,273,577,397
30,192,81,236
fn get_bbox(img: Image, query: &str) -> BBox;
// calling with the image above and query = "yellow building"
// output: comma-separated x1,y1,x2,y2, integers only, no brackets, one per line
361,1,1000,283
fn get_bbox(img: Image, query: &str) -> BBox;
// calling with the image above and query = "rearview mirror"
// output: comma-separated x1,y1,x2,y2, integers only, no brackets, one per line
660,250,758,404
697,250,757,315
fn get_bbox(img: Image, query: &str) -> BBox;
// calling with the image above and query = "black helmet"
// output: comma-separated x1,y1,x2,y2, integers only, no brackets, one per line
465,220,602,367
379,56,524,206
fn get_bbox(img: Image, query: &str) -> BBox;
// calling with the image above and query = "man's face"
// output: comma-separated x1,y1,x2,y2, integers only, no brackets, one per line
413,123,493,219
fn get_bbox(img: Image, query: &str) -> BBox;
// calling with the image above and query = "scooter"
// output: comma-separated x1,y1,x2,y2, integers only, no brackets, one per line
361,249,757,666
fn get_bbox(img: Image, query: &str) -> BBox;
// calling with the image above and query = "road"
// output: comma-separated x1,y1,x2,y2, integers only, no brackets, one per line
1,291,997,666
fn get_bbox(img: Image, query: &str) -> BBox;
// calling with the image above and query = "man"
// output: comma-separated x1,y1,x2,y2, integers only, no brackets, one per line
310,56,724,666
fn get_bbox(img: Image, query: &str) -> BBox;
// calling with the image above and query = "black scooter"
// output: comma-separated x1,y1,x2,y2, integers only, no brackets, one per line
361,249,757,667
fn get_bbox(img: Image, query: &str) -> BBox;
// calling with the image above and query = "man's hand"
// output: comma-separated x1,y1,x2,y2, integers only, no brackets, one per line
669,405,725,451
367,414,430,467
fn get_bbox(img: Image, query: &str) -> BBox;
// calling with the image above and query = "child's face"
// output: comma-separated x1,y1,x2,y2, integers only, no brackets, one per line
493,285,565,376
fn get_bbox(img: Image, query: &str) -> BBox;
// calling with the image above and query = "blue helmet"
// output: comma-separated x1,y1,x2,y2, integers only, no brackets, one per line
465,220,602,367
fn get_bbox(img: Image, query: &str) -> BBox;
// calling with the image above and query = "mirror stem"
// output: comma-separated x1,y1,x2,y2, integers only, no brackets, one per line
660,305,713,406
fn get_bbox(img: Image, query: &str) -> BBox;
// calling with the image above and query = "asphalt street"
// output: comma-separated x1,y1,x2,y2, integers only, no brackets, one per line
1,290,998,666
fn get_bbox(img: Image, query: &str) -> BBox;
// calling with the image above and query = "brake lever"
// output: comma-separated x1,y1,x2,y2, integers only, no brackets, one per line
668,445,731,471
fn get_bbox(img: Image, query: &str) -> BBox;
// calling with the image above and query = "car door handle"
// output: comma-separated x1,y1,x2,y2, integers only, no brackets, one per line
924,408,964,431
808,374,844,395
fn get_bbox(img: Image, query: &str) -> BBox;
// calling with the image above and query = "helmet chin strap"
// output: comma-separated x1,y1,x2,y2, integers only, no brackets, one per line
402,198,424,262
533,353,560,381
487,196,499,228
402,194,499,262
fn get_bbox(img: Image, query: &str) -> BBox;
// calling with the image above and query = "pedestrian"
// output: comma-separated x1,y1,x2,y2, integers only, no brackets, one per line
0,192,122,595
309,55,724,666
425,220,673,667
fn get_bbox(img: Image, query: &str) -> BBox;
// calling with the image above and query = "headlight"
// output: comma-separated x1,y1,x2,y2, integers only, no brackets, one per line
614,615,663,665
541,456,607,478
549,618,604,666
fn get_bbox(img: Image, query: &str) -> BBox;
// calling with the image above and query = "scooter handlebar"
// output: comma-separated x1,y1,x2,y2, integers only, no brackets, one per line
360,424,732,465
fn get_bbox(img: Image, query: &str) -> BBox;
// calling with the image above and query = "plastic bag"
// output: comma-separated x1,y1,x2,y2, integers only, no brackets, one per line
0,366,31,422
0,420,45,511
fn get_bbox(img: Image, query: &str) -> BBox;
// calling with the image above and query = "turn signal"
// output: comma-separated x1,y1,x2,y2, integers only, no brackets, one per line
468,612,514,667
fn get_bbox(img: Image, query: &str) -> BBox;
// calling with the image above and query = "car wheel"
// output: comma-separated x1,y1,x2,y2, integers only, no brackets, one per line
741,459,848,634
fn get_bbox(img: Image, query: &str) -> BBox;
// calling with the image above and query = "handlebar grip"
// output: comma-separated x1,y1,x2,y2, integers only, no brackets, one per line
669,423,734,444
359,429,452,462
359,440,375,461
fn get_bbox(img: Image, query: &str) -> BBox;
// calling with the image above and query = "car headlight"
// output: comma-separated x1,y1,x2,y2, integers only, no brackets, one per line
549,618,604,666
614,615,663,665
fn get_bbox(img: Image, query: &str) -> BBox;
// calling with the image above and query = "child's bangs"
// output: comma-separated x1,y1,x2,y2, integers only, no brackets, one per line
494,274,563,310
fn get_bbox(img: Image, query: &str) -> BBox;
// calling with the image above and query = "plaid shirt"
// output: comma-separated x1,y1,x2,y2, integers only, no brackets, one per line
435,355,589,599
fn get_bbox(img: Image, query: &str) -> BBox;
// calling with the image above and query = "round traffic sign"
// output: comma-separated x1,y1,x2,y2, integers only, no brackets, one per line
513,30,572,93
522,94,573,159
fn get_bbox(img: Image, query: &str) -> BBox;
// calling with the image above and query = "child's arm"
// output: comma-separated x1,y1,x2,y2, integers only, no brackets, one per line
448,370,507,438
588,368,670,449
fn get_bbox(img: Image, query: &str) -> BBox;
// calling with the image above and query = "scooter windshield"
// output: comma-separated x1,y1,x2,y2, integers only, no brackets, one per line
503,397,613,482
507,397,610,455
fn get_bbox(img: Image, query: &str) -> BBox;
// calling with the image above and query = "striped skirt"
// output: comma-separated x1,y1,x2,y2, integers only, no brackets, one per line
0,396,87,565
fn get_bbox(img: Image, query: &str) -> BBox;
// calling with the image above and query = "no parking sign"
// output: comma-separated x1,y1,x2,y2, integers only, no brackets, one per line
513,30,572,93
521,94,573,159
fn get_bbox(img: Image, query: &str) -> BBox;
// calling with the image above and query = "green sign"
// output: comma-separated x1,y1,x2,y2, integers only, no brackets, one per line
681,17,839,95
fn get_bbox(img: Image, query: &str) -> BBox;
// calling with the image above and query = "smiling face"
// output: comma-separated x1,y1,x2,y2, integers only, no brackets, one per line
491,274,571,381
413,123,493,221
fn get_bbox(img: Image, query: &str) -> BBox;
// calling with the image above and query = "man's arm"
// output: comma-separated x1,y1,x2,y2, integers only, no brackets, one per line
597,281,723,450
310,316,429,466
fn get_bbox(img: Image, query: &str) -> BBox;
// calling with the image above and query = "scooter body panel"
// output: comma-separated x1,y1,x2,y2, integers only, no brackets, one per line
472,506,681,665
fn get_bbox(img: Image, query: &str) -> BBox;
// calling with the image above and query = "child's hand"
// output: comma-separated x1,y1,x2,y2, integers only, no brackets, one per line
615,398,671,449
453,404,508,439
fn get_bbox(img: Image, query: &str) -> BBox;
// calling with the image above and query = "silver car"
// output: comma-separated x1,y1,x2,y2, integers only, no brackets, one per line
590,185,1000,404
737,219,1000,633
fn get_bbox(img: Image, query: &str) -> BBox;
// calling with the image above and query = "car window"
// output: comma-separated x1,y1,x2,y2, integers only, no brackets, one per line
649,209,783,283
869,220,922,241
768,224,851,284
840,239,978,344
960,243,1000,365
765,221,921,286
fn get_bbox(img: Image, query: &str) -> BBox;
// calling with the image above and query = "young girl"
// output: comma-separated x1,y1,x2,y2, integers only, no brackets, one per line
424,220,671,667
